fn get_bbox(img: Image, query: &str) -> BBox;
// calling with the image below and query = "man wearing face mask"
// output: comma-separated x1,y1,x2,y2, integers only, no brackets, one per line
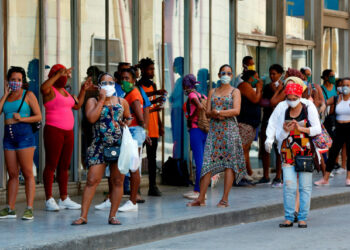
234,56,256,88
41,64,92,211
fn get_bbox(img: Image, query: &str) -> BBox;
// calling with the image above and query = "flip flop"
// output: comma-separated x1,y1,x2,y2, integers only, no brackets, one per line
71,217,87,226
217,200,229,208
108,217,122,225
186,200,206,207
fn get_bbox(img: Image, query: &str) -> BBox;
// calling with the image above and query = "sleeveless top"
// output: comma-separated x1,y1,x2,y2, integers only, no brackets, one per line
3,90,31,120
44,87,75,130
237,93,261,128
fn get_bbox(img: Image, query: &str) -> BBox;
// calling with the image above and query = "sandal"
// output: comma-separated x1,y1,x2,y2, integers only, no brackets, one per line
186,200,206,207
108,217,122,225
217,200,229,208
71,217,87,226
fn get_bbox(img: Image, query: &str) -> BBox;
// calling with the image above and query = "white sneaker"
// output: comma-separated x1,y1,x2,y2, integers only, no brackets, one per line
330,171,335,178
45,197,60,211
95,199,111,210
118,200,138,212
58,196,81,210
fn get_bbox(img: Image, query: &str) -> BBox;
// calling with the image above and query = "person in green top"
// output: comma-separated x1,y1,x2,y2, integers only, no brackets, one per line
321,69,337,101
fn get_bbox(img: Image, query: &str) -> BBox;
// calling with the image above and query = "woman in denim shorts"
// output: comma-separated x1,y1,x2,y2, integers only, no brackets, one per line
0,67,42,220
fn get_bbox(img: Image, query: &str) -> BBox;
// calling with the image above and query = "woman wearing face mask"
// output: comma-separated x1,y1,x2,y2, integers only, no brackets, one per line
315,78,350,186
182,74,208,200
257,64,284,187
187,64,246,207
118,68,146,212
0,67,42,220
41,64,92,211
321,69,337,102
72,73,131,225
275,81,321,228
237,70,263,184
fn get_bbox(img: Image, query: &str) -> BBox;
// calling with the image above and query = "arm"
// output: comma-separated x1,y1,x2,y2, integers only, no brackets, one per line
41,67,72,97
306,102,322,136
85,98,104,124
130,100,144,127
326,96,335,106
0,81,10,114
238,82,263,104
72,77,94,110
218,88,241,117
143,106,150,130
270,84,286,107
205,89,216,119
14,91,42,123
120,98,132,126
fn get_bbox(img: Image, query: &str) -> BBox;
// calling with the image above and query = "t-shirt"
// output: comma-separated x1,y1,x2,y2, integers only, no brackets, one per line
142,84,159,138
125,88,144,127
187,91,207,129
321,84,337,101
114,83,151,108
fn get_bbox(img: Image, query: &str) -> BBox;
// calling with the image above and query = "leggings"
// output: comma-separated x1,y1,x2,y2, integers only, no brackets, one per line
43,125,74,199
326,122,350,172
189,128,207,192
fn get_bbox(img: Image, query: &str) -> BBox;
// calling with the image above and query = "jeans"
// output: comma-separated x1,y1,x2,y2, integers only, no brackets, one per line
3,123,36,150
282,165,313,222
189,128,207,192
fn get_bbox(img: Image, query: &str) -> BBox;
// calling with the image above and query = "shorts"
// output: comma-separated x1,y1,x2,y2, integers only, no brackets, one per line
3,123,36,150
129,126,146,147
238,123,256,146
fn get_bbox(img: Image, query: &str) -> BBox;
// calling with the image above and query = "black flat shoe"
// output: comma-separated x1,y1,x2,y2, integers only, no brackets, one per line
279,222,293,228
298,223,307,228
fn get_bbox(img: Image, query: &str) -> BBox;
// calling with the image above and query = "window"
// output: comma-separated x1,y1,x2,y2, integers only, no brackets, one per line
237,0,267,35
286,46,308,71
324,0,348,11
286,0,306,40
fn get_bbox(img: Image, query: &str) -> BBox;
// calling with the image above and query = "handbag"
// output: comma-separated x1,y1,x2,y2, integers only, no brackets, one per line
312,124,333,149
118,126,139,174
17,90,42,133
288,143,314,173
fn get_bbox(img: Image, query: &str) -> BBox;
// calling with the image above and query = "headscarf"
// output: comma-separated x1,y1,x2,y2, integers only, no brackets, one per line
48,64,68,88
285,82,303,97
284,76,307,92
182,74,199,89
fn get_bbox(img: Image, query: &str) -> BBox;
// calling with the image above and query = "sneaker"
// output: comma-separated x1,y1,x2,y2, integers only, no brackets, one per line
95,199,111,210
148,186,162,197
335,168,347,175
255,177,271,185
0,207,16,219
314,178,329,186
234,178,255,187
118,200,138,212
22,208,34,220
58,197,81,210
271,178,283,188
183,191,207,200
46,197,60,211
330,171,335,178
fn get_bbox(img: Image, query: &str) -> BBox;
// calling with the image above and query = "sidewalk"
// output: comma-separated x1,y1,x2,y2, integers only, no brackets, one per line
1,172,350,250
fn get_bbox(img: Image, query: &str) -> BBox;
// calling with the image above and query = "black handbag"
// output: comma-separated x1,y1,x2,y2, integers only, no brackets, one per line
17,90,42,133
288,143,314,172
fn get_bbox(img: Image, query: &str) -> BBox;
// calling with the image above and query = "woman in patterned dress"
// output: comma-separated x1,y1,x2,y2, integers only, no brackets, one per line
187,65,246,208
72,73,131,225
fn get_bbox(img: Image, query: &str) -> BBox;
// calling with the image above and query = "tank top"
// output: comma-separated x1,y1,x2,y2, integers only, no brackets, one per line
3,90,31,120
336,98,350,121
44,87,75,130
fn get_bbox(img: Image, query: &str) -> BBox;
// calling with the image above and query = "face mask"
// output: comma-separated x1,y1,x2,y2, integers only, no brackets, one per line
337,87,343,93
274,81,279,87
220,75,231,84
286,99,301,108
121,80,134,93
247,65,256,71
307,75,312,83
54,76,68,88
342,86,350,95
328,76,336,85
100,85,116,97
8,81,22,91
250,77,259,88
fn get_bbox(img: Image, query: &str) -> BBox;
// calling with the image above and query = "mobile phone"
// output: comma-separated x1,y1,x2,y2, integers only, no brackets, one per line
284,120,293,124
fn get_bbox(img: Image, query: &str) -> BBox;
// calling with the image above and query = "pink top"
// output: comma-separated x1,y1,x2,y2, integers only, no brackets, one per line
44,87,75,131
188,91,207,129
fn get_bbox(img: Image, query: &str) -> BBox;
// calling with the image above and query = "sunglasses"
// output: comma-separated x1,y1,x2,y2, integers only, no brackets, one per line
220,72,232,76
99,81,115,86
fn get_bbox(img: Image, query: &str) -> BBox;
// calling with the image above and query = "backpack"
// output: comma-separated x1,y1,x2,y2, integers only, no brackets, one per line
186,92,210,133
161,157,190,186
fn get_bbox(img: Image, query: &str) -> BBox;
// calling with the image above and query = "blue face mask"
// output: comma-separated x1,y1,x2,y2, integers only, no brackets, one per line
343,86,350,95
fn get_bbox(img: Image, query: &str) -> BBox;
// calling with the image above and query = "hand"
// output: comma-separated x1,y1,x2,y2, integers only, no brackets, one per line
13,113,22,122
277,82,284,91
58,67,73,78
292,120,301,131
145,136,152,146
4,81,10,96
82,77,95,91
119,119,127,128
99,89,107,101
283,121,295,133
319,104,326,114
157,89,168,96
152,105,163,112
211,109,219,119
154,96,165,104
265,141,273,153
256,79,263,89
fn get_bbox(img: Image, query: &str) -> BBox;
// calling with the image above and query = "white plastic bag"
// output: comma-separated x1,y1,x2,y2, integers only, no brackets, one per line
118,126,139,174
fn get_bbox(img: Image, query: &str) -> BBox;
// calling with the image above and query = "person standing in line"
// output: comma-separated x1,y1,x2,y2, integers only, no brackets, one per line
236,70,263,186
41,64,92,211
137,57,167,197
234,56,255,88
72,73,131,225
0,67,42,220
182,74,208,200
187,64,246,207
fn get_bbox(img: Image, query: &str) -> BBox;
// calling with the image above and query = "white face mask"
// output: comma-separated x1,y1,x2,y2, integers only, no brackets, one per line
274,81,279,87
286,99,301,108
101,85,116,97
337,87,343,93
220,75,231,84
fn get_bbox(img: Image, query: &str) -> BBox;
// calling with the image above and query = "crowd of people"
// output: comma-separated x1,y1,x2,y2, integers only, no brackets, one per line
0,55,348,229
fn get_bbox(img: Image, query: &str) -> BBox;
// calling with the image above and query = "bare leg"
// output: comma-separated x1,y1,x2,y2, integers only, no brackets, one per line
219,168,234,205
295,182,300,213
275,153,282,179
108,163,125,220
187,172,211,206
129,169,140,204
4,150,19,210
342,144,347,169
320,154,326,177
17,148,36,208
243,144,253,176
